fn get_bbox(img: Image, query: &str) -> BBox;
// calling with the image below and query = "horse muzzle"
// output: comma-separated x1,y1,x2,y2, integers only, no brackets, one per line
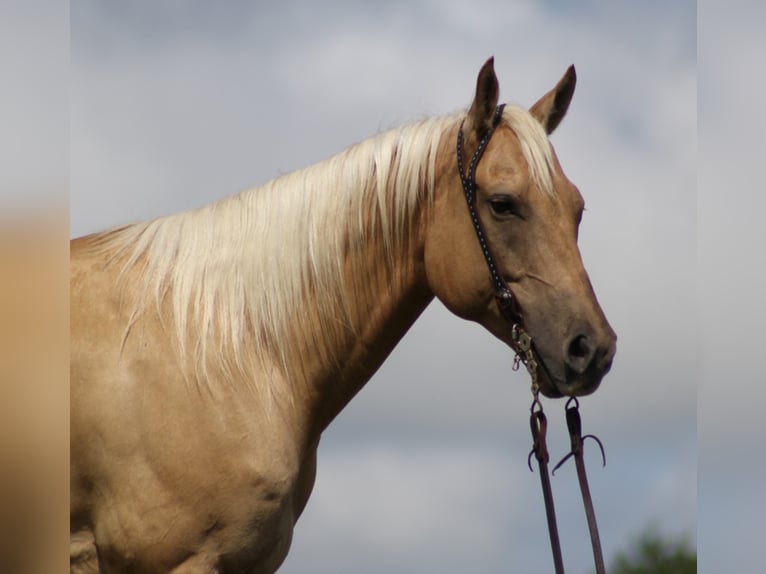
545,327,617,397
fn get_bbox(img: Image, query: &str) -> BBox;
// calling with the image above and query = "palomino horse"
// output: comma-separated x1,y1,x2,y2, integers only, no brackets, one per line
70,58,616,573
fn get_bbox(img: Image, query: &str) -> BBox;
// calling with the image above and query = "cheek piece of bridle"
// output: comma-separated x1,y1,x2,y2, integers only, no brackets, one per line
457,104,606,574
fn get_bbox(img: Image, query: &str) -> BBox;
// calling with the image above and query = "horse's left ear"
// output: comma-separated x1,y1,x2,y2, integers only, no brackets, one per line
467,57,500,135
529,65,576,135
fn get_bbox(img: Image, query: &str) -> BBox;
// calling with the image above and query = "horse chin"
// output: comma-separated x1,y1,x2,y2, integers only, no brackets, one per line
539,377,602,399
537,366,567,399
551,371,604,398
535,355,604,398
560,378,603,397
538,384,564,399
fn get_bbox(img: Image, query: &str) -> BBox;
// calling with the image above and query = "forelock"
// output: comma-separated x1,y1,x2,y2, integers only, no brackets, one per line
501,105,556,197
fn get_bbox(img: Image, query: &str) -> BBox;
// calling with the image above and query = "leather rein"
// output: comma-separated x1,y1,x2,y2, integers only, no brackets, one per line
456,105,606,574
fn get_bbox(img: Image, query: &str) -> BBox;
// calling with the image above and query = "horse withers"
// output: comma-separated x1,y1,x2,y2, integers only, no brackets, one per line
70,58,616,573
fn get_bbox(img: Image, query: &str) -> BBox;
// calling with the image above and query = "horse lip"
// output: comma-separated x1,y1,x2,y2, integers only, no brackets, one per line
555,372,604,397
532,352,565,398
529,342,608,398
539,384,564,399
534,355,602,398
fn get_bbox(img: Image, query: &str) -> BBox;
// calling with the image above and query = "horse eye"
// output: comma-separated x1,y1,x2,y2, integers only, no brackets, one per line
488,196,520,218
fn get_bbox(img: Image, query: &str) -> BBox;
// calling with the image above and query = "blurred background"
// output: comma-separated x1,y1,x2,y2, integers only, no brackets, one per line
0,1,68,572
1,1,762,572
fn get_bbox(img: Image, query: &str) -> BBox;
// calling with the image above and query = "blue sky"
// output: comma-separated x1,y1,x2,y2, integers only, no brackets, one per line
67,2,701,573
39,0,761,572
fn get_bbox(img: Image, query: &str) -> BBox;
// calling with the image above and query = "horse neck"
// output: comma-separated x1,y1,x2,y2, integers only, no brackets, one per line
265,118,461,439
294,211,434,438
106,115,458,442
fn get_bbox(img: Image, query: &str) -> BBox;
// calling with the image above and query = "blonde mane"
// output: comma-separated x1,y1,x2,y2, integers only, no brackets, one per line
95,105,555,392
502,106,556,197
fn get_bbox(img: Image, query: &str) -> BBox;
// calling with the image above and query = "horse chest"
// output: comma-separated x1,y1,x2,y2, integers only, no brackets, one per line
74,371,307,572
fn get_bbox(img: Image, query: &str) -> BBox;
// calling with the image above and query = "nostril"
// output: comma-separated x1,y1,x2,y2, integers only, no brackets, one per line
566,334,594,375
568,334,591,359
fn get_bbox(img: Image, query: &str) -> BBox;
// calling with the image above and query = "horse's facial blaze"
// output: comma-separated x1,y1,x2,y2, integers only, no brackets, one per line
425,63,616,398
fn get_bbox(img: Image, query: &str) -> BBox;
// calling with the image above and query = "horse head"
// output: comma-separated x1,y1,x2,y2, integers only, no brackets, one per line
425,58,617,398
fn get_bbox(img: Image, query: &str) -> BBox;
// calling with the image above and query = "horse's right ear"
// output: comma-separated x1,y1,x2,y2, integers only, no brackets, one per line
467,57,500,136
529,65,576,135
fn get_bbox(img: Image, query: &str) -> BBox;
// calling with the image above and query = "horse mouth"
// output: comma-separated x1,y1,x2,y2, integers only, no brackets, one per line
534,351,608,398
490,303,613,398
539,373,603,398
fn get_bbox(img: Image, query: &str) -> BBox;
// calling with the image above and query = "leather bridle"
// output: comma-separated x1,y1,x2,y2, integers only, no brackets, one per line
456,105,606,574
456,104,541,394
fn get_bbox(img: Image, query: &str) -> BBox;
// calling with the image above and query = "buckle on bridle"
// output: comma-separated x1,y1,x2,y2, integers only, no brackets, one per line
511,323,532,353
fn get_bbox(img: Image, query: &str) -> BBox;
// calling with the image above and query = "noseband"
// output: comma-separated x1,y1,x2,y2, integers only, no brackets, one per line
456,104,540,394
456,105,606,574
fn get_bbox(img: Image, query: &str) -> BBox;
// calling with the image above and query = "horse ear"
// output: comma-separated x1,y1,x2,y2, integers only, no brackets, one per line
529,65,576,135
467,57,500,135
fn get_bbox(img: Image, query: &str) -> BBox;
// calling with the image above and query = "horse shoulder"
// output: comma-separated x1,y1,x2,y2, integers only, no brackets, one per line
70,237,319,570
